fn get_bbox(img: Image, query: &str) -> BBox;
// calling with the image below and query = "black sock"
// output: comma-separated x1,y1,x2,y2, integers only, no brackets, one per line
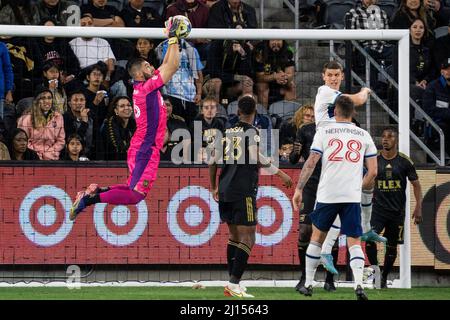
230,242,252,284
382,245,397,279
325,245,339,283
84,194,101,206
298,241,309,279
227,240,239,276
365,241,378,266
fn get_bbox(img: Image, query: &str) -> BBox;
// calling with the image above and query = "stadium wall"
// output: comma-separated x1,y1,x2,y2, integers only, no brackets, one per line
0,164,448,270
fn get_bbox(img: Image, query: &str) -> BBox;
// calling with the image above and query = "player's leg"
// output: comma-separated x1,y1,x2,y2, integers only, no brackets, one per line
295,190,314,291
365,211,386,267
324,243,338,292
361,188,373,233
299,203,336,297
320,215,340,275
380,218,403,288
340,203,368,300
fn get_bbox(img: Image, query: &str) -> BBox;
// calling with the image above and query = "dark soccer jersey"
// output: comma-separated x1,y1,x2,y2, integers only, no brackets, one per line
290,123,321,193
219,121,260,202
373,152,418,219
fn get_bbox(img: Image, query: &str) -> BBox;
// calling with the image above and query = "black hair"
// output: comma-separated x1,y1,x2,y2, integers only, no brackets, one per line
42,60,60,72
108,95,133,117
238,95,256,115
87,61,107,79
127,57,147,78
334,95,354,118
382,126,398,137
40,17,58,26
68,90,86,101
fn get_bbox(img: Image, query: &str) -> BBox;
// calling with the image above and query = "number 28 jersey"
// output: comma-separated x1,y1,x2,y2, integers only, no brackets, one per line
311,122,377,203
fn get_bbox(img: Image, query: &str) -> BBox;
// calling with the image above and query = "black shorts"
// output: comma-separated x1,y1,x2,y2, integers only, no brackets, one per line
219,196,257,226
371,213,404,246
299,190,316,225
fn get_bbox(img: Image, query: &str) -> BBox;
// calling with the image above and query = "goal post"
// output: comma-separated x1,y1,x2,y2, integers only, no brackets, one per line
0,25,411,288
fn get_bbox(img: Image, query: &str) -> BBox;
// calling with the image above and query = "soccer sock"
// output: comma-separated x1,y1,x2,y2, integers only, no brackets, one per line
325,245,339,283
305,241,322,287
382,245,397,279
84,193,101,206
361,189,374,233
365,241,378,266
298,241,309,279
322,216,341,255
349,244,365,289
227,240,239,276
99,188,145,205
230,242,252,284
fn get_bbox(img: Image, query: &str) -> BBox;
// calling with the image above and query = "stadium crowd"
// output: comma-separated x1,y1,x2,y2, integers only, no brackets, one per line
0,0,449,164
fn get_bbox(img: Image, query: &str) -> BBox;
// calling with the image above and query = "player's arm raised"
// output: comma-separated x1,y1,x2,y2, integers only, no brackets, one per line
343,87,372,107
158,18,183,84
292,151,321,212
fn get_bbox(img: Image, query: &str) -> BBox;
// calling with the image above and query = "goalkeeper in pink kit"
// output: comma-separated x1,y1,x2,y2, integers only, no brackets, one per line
70,16,188,220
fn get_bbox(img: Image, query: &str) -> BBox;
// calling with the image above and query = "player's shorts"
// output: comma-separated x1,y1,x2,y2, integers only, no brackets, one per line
219,196,257,226
370,212,405,245
310,202,362,238
127,146,161,195
299,190,316,225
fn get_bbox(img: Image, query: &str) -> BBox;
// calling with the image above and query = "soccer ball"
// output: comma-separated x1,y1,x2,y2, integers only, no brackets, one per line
172,15,192,39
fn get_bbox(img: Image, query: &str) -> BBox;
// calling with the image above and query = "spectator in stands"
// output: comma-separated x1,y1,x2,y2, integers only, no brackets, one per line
279,104,314,149
70,14,127,98
36,61,68,114
0,139,9,159
207,0,257,29
161,95,191,162
206,39,253,105
0,41,13,120
131,38,159,68
190,96,226,162
6,128,40,160
36,0,80,26
17,88,65,160
433,19,450,72
82,62,110,131
60,133,88,161
391,0,436,42
38,17,80,87
423,58,450,153
81,0,125,27
424,0,450,27
345,0,393,86
254,39,296,108
0,0,40,25
3,36,43,101
155,38,204,125
98,96,136,160
64,90,94,157
120,0,163,28
166,0,210,60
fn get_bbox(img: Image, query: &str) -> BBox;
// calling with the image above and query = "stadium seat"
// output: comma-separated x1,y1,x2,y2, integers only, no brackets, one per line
107,0,124,11
227,100,267,116
15,97,33,117
216,104,228,119
144,0,165,15
322,0,357,29
269,100,300,120
434,26,449,39
377,0,398,19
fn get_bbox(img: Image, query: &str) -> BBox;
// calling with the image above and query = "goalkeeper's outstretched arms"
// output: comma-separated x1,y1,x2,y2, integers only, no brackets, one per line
158,16,189,84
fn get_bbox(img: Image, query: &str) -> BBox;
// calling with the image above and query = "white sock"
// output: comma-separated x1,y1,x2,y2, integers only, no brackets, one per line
305,241,322,287
321,216,341,254
349,244,365,289
361,189,373,233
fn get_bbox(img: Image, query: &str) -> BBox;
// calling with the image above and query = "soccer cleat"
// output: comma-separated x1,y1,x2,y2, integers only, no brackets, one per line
298,285,313,297
295,276,306,292
69,193,88,221
323,281,336,292
224,284,243,298
361,230,387,243
320,254,338,275
355,285,369,300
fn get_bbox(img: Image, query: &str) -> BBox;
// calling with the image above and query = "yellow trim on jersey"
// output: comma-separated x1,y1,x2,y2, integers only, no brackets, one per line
246,197,254,222
398,152,415,165
237,243,251,256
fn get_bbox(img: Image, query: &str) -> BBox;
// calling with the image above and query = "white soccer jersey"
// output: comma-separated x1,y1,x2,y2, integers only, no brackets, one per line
310,122,378,203
314,85,342,127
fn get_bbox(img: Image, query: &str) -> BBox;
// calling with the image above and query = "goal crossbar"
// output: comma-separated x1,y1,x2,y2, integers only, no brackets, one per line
0,25,412,289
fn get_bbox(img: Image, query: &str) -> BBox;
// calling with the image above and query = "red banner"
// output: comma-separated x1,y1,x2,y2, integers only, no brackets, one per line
0,166,306,265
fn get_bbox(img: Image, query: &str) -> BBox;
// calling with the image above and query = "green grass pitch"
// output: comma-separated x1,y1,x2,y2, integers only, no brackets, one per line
0,287,449,300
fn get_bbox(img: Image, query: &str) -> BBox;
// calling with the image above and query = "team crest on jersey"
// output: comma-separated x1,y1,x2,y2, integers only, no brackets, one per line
254,135,261,143
134,105,141,118
152,75,158,80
